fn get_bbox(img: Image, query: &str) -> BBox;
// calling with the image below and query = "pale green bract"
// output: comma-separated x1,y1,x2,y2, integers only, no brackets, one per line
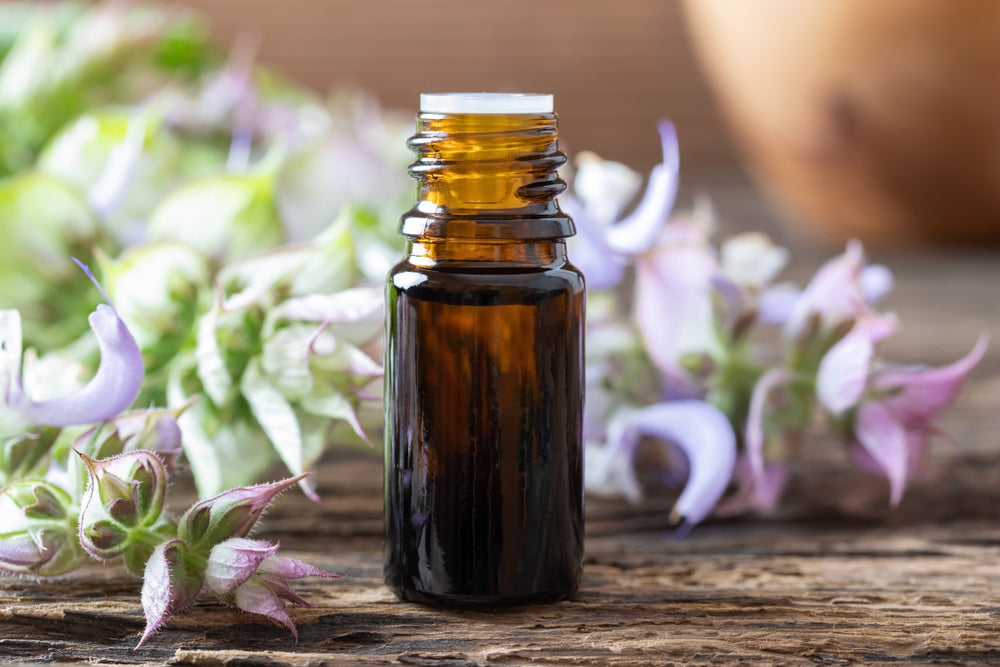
38,109,183,243
148,171,286,265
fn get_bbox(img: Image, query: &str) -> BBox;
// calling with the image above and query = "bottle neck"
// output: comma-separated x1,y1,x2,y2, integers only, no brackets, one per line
400,111,575,242
406,239,566,268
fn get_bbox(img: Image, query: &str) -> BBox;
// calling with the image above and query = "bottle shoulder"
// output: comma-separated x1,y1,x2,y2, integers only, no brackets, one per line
388,259,585,296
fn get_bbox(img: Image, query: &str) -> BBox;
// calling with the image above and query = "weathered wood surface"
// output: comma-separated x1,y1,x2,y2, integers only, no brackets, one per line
3,177,1000,665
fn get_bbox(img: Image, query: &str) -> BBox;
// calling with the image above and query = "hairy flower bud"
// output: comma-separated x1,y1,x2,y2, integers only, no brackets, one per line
0,479,87,576
78,450,172,563
177,474,306,553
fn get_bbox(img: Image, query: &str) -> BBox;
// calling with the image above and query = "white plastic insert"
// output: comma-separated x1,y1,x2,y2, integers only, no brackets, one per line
420,93,553,114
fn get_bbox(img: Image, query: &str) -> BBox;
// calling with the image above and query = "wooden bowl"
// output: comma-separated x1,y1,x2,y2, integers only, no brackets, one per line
684,0,1000,245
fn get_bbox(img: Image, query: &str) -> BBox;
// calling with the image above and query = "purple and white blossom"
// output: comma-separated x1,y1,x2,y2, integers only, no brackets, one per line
783,240,893,342
562,120,679,290
1,261,143,433
204,537,340,639
586,400,736,532
827,335,988,506
139,538,203,647
577,157,985,523
177,474,307,550
138,474,332,646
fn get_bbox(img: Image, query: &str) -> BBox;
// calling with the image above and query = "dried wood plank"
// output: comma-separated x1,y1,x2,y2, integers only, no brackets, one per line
3,447,1000,666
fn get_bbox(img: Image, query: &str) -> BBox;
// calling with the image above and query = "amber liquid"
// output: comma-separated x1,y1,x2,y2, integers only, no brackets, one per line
384,251,584,604
384,107,584,605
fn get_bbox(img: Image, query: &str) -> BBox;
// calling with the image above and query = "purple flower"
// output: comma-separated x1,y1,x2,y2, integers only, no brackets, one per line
741,368,794,511
632,210,719,387
784,240,893,342
204,537,340,640
562,121,679,290
585,400,736,531
816,316,896,416
1,260,143,430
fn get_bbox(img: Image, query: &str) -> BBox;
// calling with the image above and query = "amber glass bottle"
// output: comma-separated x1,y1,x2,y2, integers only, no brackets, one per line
384,93,585,606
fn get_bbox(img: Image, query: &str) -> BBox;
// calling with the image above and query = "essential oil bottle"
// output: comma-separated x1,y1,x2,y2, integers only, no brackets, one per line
384,92,585,605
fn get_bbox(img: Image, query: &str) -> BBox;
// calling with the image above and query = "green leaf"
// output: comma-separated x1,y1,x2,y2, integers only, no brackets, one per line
167,364,273,498
240,358,305,480
195,305,232,407
260,324,316,400
0,172,97,299
299,390,372,447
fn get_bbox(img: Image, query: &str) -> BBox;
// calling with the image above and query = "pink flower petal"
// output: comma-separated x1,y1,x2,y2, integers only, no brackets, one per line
784,240,868,340
874,334,988,425
562,195,626,290
744,368,791,501
178,474,307,548
854,401,908,507
634,235,718,375
714,454,788,515
204,538,279,597
233,577,297,640
816,327,873,416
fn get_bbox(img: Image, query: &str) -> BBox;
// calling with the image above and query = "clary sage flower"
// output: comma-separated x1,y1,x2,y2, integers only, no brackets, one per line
204,537,340,640
167,217,382,498
176,474,306,551
574,149,985,523
561,120,679,290
1,260,143,434
139,473,334,647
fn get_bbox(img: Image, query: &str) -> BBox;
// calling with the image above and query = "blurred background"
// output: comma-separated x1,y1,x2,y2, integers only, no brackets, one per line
6,0,1000,247
175,0,1000,247
177,0,732,174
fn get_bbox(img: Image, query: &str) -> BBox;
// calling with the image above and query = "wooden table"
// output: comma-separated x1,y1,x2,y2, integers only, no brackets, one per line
3,176,1000,665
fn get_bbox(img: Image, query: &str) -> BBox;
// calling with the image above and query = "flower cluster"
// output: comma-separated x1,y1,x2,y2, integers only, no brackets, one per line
1,270,338,644
574,123,986,527
0,4,401,498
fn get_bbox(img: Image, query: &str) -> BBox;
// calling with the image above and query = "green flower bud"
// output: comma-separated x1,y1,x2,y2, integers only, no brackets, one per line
78,450,171,561
177,474,305,553
0,478,86,577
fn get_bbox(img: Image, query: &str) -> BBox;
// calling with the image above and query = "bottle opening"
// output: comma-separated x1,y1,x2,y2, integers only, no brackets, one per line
420,93,553,115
